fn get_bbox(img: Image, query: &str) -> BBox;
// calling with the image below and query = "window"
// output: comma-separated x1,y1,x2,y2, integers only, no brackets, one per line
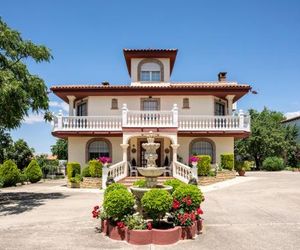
76,102,87,116
190,139,215,163
139,61,162,82
183,98,190,109
215,101,225,116
87,140,110,161
111,98,118,109
142,99,160,111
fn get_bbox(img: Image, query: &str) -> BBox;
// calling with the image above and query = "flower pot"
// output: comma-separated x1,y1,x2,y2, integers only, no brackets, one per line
180,223,196,239
152,227,180,245
70,182,80,188
196,219,203,234
107,223,126,241
101,219,108,235
238,170,245,176
126,229,152,245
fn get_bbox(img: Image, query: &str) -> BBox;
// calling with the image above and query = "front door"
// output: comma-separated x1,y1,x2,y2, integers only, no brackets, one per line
139,140,162,168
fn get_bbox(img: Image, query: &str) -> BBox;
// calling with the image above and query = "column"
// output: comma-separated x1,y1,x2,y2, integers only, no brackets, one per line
122,103,128,127
120,143,129,176
239,109,244,129
172,104,178,127
226,95,235,115
171,144,180,174
67,95,76,116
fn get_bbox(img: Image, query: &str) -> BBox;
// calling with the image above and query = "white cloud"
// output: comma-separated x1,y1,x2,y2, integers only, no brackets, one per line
285,111,300,119
49,101,69,112
23,113,45,124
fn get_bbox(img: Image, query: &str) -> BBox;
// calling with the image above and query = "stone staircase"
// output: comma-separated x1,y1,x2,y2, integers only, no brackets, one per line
118,176,174,188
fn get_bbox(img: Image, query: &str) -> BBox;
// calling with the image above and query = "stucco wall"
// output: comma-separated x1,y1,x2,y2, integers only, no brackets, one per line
87,95,215,116
177,136,234,165
68,136,123,167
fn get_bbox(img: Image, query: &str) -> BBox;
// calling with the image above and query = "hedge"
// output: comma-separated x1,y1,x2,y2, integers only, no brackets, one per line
221,153,234,171
67,162,81,179
24,160,42,183
197,155,211,176
0,160,20,187
81,166,91,177
262,157,285,171
89,160,102,177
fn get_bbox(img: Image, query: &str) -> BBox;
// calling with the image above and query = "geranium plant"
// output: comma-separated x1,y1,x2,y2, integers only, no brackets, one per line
189,156,199,164
98,156,112,165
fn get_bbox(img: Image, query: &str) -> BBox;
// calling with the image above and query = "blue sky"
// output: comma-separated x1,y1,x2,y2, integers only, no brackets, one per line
1,0,300,154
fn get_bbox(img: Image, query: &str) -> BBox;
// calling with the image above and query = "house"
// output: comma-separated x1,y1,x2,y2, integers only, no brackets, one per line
51,48,251,186
282,115,300,143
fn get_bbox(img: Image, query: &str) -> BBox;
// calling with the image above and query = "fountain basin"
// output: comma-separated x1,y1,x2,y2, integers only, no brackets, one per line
130,185,173,200
137,167,165,177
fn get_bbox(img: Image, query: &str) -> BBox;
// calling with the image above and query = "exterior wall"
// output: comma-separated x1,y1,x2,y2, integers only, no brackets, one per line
68,136,123,167
87,95,215,116
130,58,170,82
177,136,234,166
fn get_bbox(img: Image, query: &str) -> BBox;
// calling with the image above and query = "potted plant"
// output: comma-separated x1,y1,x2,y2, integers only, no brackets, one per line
69,174,82,188
235,161,252,176
98,156,112,168
189,155,200,168
195,207,204,234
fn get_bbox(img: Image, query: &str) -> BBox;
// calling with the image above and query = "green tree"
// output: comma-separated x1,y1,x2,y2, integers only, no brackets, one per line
6,139,34,169
0,18,52,129
235,108,292,168
0,127,13,163
51,139,68,160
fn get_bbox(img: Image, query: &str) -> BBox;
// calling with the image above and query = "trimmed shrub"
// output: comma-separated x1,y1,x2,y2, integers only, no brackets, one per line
221,153,234,171
104,183,127,197
163,179,185,192
133,179,146,187
67,162,81,179
19,173,28,184
141,189,173,222
81,166,91,177
197,155,211,176
70,174,82,183
0,160,20,187
235,160,252,172
262,157,285,171
103,189,135,221
24,160,42,183
173,184,203,210
89,160,102,177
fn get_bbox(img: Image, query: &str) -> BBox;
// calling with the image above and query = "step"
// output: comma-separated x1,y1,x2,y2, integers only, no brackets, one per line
118,176,174,187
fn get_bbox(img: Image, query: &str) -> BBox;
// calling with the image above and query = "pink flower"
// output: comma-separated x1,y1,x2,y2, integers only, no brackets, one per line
189,156,200,163
197,207,203,215
147,222,152,230
98,157,112,164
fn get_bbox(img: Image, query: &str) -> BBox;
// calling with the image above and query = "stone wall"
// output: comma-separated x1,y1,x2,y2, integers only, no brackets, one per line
198,170,236,186
80,177,102,189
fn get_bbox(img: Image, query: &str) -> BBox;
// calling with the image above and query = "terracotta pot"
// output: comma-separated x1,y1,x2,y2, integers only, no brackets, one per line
70,182,80,188
126,229,152,245
152,227,180,245
107,223,126,241
238,170,245,176
196,219,203,234
180,223,196,239
101,219,108,235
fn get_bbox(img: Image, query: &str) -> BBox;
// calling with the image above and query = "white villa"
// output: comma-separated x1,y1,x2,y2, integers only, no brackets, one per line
51,48,251,185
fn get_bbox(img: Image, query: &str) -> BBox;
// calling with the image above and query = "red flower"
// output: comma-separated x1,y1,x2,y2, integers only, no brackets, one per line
197,207,203,215
117,221,125,229
147,222,152,230
94,205,99,210
191,212,196,221
172,199,180,209
186,198,192,206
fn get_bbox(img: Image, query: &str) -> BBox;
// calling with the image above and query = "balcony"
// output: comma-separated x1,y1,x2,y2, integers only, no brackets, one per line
52,105,250,133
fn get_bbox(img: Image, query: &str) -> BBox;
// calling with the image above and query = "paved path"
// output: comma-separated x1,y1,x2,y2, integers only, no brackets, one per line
0,172,299,250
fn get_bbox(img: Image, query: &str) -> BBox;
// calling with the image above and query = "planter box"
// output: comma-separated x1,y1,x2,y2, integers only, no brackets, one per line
107,223,126,241
196,219,203,234
180,223,196,240
238,170,245,176
70,182,80,188
101,219,108,235
127,229,152,245
152,226,181,245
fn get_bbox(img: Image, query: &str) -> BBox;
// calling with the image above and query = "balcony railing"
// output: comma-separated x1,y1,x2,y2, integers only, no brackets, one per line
52,104,250,132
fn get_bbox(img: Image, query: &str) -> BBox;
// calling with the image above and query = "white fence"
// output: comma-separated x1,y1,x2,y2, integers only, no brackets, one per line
173,161,198,183
102,161,127,189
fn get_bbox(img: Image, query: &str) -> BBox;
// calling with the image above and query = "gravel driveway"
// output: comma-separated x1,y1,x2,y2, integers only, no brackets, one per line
0,172,299,250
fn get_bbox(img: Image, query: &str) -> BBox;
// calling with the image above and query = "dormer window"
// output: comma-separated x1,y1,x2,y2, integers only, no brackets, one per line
138,59,164,82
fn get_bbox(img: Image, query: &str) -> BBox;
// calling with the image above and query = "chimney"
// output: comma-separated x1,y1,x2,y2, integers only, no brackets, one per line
101,81,110,86
218,72,227,82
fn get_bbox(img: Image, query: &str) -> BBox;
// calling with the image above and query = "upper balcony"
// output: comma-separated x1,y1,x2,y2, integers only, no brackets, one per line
52,104,250,135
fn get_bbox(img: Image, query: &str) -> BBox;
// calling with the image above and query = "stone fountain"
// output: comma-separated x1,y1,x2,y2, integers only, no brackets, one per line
130,131,172,213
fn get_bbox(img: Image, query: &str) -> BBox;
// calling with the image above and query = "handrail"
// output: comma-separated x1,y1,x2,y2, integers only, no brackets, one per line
173,161,198,184
102,161,127,189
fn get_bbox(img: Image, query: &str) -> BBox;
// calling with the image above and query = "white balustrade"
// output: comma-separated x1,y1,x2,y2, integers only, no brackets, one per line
102,161,127,189
173,161,197,184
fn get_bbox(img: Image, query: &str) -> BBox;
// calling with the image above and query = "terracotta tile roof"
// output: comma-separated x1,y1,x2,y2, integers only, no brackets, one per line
123,48,178,52
282,115,300,123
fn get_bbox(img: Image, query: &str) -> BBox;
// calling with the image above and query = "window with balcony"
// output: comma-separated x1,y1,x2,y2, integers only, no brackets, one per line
190,139,215,163
76,102,87,116
141,98,160,111
87,139,111,161
215,101,225,116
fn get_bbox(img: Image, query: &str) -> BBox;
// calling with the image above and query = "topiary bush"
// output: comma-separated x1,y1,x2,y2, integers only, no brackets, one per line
172,184,203,210
163,179,185,192
0,160,20,187
141,189,173,223
197,155,211,176
89,160,102,177
262,157,285,171
24,160,42,183
133,179,146,187
81,166,91,177
103,189,135,221
104,183,127,197
221,153,234,171
67,162,81,179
